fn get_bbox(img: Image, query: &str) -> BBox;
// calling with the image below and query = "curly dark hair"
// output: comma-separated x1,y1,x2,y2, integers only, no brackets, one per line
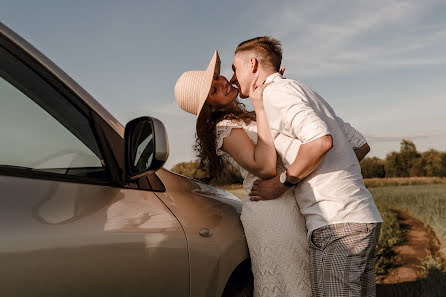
195,100,255,179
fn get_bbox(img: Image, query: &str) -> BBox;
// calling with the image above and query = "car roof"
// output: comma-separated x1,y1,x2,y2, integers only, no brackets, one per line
0,21,124,138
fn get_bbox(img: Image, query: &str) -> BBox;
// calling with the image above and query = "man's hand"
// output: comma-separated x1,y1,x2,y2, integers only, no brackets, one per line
354,143,370,162
249,175,288,201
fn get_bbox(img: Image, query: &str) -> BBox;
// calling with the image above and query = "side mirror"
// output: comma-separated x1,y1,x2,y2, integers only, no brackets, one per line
124,116,169,180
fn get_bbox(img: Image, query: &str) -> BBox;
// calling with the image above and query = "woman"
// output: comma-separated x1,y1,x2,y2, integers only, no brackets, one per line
175,50,311,297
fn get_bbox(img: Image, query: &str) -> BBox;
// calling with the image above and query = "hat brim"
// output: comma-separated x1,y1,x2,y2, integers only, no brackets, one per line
195,49,221,118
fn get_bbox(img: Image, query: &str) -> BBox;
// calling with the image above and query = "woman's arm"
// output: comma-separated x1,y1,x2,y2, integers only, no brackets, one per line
221,78,277,179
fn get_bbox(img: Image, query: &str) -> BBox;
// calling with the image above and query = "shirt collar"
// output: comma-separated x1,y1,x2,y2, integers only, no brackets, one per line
265,72,282,84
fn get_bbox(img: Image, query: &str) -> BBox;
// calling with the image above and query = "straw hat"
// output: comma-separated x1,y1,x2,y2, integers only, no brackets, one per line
174,50,221,116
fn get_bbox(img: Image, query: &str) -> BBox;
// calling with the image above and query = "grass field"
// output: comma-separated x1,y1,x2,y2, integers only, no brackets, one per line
222,181,446,296
222,182,446,270
372,204,405,277
370,184,446,257
364,177,446,188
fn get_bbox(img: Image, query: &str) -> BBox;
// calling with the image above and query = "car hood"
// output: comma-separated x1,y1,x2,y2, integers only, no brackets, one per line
156,168,242,214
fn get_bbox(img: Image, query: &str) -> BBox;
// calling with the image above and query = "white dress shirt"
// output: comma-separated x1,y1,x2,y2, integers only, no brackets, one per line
263,73,382,236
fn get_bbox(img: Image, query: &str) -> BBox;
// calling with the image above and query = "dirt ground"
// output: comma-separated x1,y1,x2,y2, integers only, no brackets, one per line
380,211,441,284
376,211,445,296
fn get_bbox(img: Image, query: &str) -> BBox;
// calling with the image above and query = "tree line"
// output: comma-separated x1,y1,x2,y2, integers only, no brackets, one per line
171,160,243,185
360,139,446,178
171,139,446,184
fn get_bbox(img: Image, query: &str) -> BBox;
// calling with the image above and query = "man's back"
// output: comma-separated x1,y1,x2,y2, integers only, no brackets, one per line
263,73,382,235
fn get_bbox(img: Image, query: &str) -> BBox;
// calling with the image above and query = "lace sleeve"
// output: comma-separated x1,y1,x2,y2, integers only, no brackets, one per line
216,120,244,156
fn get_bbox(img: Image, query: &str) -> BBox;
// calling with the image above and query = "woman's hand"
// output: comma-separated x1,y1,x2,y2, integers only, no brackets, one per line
249,66,284,107
221,73,278,179
249,74,273,108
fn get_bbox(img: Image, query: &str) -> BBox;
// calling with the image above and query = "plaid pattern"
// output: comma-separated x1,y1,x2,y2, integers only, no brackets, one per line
309,222,381,297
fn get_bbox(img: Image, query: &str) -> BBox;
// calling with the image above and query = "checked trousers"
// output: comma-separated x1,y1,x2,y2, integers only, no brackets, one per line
309,222,381,297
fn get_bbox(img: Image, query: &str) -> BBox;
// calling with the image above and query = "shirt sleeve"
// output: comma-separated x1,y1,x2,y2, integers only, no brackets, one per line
263,83,330,143
335,116,367,149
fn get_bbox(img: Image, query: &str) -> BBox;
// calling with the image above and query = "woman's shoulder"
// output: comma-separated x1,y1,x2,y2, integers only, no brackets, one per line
216,119,246,128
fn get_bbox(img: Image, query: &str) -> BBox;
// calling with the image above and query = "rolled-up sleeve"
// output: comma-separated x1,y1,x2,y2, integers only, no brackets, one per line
264,83,330,143
336,116,367,149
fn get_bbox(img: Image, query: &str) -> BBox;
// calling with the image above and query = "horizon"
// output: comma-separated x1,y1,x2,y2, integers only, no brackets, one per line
2,0,445,169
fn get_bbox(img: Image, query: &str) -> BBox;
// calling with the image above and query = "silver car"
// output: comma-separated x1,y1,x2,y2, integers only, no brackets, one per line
0,21,252,297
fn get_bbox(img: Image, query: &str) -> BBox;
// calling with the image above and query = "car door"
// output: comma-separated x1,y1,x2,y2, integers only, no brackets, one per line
0,28,189,297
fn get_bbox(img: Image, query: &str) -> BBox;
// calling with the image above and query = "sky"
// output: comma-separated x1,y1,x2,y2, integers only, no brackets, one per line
2,0,446,169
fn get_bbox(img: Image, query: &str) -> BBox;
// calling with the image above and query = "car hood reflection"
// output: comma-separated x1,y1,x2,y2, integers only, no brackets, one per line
105,195,179,233
191,181,242,214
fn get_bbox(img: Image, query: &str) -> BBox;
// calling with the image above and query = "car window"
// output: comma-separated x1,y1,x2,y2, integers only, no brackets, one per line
0,45,109,181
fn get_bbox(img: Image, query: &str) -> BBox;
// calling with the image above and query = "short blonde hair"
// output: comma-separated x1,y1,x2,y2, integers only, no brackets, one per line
235,36,282,71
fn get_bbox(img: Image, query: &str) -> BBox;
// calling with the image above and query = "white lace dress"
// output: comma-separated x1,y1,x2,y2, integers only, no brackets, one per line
216,120,311,297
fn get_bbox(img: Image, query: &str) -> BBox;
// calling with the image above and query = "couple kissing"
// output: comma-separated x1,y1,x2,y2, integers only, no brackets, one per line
174,37,383,297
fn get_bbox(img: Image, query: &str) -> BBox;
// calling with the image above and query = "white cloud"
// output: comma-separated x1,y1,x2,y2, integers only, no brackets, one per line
106,0,446,166
269,0,446,77
147,1,446,165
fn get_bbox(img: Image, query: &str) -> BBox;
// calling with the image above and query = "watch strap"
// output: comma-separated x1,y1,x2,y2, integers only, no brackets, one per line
283,180,299,187
280,171,299,187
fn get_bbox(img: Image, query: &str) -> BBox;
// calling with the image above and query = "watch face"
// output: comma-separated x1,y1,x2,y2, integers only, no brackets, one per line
280,171,286,183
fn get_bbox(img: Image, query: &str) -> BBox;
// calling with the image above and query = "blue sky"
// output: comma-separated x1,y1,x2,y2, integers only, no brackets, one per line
2,0,446,168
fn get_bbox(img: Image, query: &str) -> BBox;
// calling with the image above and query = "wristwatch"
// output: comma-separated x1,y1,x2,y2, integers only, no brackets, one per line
279,171,299,187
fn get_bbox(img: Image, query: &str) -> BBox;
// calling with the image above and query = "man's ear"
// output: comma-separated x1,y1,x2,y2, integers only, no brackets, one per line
250,57,259,73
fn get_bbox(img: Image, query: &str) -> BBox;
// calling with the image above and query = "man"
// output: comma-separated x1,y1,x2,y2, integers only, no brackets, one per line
230,36,383,297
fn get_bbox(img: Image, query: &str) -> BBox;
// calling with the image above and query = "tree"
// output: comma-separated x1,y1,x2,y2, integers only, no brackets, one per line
170,160,243,185
385,152,403,177
385,139,420,177
172,138,446,182
409,157,425,177
409,149,446,177
360,157,386,178
170,160,207,180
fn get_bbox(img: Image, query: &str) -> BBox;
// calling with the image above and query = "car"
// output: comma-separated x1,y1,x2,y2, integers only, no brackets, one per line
0,21,252,297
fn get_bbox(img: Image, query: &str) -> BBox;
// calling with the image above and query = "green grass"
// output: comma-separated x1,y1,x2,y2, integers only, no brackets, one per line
224,183,446,296
223,183,446,282
222,183,409,277
373,206,405,277
369,184,446,292
370,184,446,257
376,264,446,297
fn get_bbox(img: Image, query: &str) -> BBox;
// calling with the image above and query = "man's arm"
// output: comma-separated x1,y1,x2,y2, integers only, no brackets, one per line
250,83,333,201
336,115,369,161
249,135,333,201
285,135,333,183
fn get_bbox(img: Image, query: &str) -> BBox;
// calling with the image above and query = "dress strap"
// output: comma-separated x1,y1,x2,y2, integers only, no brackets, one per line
216,119,244,156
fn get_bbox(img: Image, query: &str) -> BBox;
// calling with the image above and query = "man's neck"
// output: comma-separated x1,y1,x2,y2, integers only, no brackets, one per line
256,69,277,87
